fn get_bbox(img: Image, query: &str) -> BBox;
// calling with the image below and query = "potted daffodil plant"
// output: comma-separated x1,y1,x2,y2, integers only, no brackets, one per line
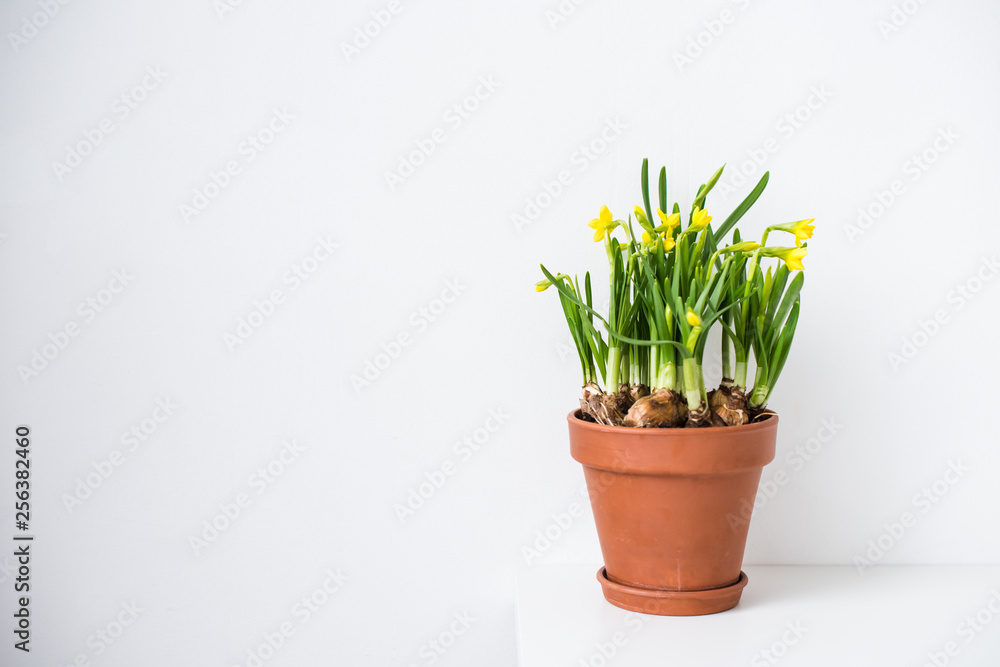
537,159,814,615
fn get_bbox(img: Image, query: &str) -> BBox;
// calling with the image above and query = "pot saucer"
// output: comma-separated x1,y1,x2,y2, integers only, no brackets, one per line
596,567,749,616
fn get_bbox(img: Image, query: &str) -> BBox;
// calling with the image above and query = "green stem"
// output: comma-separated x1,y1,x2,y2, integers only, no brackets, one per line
629,346,640,387
682,357,705,409
748,363,768,408
734,360,748,389
649,346,659,387
721,329,732,379
656,362,677,392
607,346,622,393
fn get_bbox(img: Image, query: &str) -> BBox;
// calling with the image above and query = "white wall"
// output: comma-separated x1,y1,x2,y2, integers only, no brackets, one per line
1,0,998,664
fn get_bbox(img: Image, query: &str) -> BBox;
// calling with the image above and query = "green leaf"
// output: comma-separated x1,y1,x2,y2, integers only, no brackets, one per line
767,299,800,388
692,164,725,211
769,271,804,344
607,330,692,357
718,318,746,357
715,171,769,241
762,265,789,335
541,265,613,330
580,316,608,382
658,167,667,213
694,291,754,363
641,158,654,233
556,288,589,378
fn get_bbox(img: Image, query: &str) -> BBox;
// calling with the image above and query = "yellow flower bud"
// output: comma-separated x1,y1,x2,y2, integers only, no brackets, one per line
686,309,701,327
633,205,650,227
724,241,761,253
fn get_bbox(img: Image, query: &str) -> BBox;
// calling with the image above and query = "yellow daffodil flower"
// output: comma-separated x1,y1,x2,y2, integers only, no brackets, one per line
769,219,816,246
587,205,616,242
788,219,815,245
686,309,701,327
687,207,713,233
781,247,808,270
656,208,681,232
764,246,808,271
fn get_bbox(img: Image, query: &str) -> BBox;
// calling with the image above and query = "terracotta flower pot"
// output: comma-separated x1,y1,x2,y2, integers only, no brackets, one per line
568,410,778,616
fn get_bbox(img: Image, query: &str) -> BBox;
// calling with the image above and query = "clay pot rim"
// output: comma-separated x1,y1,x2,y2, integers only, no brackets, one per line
567,409,778,436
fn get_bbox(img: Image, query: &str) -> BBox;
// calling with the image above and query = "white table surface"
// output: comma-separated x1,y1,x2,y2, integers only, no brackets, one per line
516,565,1000,667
